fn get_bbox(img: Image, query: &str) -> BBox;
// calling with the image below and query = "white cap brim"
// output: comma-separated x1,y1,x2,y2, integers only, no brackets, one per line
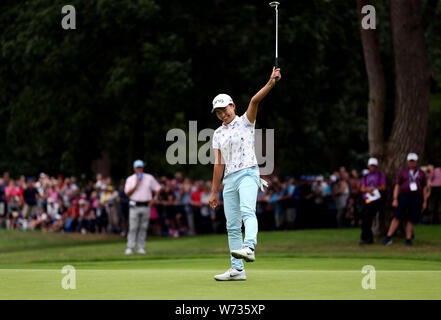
211,105,231,113
212,94,233,113
407,154,418,161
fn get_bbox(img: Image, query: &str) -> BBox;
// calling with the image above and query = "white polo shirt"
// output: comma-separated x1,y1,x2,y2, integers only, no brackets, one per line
212,113,258,178
124,173,161,202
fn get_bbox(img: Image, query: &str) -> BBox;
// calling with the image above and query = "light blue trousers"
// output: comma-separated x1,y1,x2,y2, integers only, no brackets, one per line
222,166,260,270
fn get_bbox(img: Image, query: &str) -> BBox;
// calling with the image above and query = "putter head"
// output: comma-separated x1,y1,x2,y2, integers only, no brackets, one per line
269,1,280,8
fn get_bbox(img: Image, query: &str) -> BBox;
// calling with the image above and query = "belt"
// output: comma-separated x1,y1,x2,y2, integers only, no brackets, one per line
133,201,150,207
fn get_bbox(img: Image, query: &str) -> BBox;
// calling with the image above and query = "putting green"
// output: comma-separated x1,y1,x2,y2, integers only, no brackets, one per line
0,226,440,299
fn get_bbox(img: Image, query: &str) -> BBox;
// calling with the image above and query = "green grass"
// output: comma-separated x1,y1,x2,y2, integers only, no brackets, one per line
0,226,440,299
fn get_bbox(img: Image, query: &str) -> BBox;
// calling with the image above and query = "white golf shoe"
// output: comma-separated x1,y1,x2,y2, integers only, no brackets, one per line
231,245,255,262
125,248,133,255
214,268,246,281
137,248,146,254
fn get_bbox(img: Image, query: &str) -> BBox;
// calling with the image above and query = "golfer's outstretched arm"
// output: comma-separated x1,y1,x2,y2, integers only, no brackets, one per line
246,67,281,124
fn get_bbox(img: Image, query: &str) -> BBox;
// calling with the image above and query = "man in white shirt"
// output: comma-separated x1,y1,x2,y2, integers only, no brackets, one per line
124,160,161,255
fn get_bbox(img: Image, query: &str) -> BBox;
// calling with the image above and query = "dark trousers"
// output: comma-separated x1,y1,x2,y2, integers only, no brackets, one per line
430,187,441,224
360,200,381,242
394,193,422,224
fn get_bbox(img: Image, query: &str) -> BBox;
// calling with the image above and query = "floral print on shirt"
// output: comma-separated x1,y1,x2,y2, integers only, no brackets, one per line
212,113,258,177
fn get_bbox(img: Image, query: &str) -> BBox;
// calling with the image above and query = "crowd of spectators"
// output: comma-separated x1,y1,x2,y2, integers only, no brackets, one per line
0,165,439,237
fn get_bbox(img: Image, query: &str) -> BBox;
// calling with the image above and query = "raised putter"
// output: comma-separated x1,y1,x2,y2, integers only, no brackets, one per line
269,1,280,82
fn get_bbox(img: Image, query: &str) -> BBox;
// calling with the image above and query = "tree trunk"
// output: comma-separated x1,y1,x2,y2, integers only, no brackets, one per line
384,0,431,180
382,0,432,233
358,0,432,235
357,0,387,160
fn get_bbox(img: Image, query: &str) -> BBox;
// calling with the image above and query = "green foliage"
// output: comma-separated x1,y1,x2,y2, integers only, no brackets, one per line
0,0,440,180
426,93,441,165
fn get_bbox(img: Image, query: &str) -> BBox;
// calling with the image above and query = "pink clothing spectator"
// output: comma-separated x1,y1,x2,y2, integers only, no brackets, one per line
5,186,22,203
431,167,441,187
92,198,99,208
150,205,158,219
48,187,59,202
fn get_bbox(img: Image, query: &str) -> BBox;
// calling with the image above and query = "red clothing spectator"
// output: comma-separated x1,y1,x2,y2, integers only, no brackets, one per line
383,153,429,246
65,202,80,220
191,189,202,204
5,182,22,203
395,167,427,196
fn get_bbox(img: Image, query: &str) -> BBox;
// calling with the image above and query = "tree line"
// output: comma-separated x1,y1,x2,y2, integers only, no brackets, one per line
0,0,440,187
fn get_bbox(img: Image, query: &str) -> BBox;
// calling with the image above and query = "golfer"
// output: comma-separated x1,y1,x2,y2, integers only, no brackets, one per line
210,67,281,281
124,160,161,255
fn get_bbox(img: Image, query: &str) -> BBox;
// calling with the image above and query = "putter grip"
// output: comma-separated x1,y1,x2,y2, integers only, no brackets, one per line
275,57,279,82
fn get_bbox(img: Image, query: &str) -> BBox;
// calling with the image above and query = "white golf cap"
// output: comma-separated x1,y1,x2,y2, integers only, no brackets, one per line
407,153,418,161
367,157,378,166
212,94,233,113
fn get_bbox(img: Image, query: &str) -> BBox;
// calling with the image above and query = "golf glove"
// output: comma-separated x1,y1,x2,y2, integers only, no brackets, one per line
259,178,268,191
